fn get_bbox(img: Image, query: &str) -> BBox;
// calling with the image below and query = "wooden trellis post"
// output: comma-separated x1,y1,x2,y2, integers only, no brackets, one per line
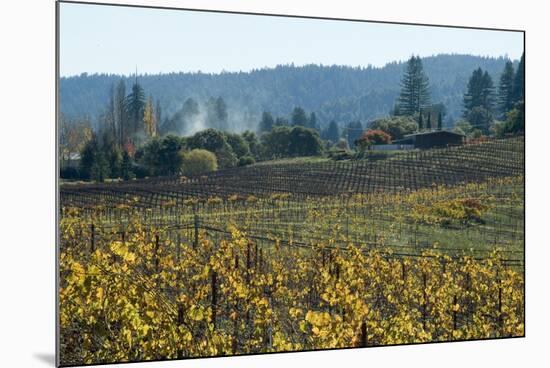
360,321,367,347
193,213,199,249
90,223,95,253
211,271,217,330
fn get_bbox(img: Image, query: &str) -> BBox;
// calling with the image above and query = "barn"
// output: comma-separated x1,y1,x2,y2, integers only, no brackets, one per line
393,130,465,149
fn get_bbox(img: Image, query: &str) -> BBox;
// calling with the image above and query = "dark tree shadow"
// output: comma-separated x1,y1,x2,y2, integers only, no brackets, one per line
33,353,56,366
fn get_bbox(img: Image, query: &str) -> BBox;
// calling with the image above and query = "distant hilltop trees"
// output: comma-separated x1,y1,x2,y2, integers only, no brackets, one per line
59,53,524,183
60,54,517,130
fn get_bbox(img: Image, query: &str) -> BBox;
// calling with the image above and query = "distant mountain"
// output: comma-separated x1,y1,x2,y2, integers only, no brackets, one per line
59,54,516,131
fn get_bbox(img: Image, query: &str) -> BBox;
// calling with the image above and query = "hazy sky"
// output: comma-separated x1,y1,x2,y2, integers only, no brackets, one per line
59,2,524,77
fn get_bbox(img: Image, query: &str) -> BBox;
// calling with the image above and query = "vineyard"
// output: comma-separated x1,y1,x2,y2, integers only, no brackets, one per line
59,137,525,366
60,137,523,209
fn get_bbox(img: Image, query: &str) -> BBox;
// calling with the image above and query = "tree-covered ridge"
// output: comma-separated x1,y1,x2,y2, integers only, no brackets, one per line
60,54,516,130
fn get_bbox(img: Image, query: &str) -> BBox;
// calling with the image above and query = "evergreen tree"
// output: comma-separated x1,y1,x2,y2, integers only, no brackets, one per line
345,121,363,148
206,96,229,131
79,135,110,182
106,143,122,179
259,111,274,132
180,97,199,134
126,77,146,137
418,113,424,130
121,150,135,181
397,56,431,116
497,60,516,117
215,96,228,131
437,111,443,130
512,52,525,104
308,112,318,130
160,97,199,136
481,71,496,112
291,107,308,126
426,113,432,130
61,55,516,128
467,106,493,133
463,68,495,117
326,120,340,143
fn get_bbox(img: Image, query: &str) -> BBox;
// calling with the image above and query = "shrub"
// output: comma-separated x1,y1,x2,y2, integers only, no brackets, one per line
180,149,218,177
133,164,150,179
238,155,256,166
60,166,80,180
355,129,392,152
368,116,417,140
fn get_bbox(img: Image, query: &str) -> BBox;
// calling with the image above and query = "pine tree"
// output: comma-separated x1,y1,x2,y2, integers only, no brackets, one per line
418,112,424,130
121,150,135,181
497,60,516,117
215,97,228,131
437,111,443,130
291,107,308,126
463,68,495,117
464,68,483,112
512,52,525,104
397,56,431,116
481,71,496,112
143,96,157,137
426,113,432,130
206,96,228,131
126,76,146,137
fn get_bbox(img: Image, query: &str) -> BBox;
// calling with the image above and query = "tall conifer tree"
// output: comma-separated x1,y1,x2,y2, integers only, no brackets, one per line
512,52,525,104
126,75,146,137
463,68,495,116
498,60,516,117
397,56,431,116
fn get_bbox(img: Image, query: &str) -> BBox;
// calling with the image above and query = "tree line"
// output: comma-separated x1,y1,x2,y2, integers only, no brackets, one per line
60,54,514,128
60,53,524,182
356,53,524,144
458,53,524,137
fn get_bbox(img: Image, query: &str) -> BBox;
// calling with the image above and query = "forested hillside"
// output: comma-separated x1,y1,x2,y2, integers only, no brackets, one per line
60,54,515,131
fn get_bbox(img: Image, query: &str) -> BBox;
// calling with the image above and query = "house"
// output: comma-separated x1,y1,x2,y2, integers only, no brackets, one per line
392,130,465,149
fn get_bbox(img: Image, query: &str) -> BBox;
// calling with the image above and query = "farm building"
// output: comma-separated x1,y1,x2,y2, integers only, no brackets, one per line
393,130,465,149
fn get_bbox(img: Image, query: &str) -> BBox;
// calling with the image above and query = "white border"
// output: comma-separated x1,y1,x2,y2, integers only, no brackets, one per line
1,1,548,367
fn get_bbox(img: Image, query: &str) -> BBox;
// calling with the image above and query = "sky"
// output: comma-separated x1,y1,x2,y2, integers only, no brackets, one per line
59,2,524,77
